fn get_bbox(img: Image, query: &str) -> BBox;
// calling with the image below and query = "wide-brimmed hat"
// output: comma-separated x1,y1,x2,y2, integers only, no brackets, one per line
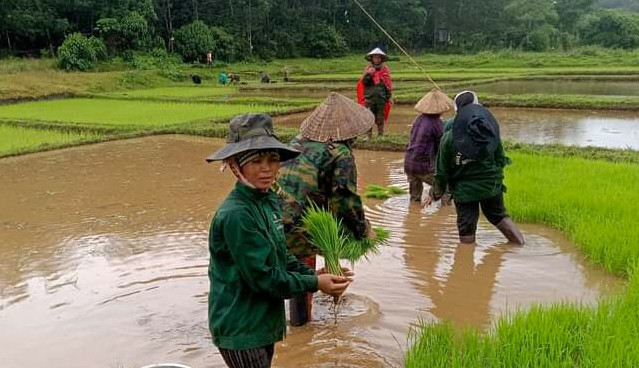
414,89,454,114
300,92,374,142
206,114,299,162
365,47,388,62
452,104,500,160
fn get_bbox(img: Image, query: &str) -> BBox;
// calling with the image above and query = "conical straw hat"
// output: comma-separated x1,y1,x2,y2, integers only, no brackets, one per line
300,92,374,142
414,89,454,115
365,47,388,62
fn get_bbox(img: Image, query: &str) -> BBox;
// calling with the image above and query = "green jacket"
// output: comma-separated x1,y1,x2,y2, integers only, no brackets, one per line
277,137,368,256
443,117,454,132
208,183,318,350
429,130,509,203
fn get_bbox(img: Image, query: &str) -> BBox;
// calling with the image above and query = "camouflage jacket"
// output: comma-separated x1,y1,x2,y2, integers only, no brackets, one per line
276,137,368,256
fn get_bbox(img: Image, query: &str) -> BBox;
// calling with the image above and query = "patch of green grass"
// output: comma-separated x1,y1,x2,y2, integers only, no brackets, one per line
0,124,103,157
407,269,639,367
0,98,295,130
406,152,639,367
505,153,639,274
100,85,239,99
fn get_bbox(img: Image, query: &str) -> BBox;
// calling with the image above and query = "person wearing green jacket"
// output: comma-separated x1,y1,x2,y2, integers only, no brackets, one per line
423,91,525,245
205,114,353,368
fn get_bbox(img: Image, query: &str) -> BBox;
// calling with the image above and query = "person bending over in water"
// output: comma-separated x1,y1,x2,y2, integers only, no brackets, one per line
423,91,525,245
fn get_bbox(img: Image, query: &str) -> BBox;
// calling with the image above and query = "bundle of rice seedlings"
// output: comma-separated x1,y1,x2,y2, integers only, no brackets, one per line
301,203,347,277
343,227,390,264
301,205,391,323
364,184,407,199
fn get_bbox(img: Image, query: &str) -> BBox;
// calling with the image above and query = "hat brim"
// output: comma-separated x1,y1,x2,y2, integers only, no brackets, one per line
365,54,388,62
206,135,300,162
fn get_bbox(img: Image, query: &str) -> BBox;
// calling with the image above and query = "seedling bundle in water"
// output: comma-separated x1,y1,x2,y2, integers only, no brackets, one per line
301,204,389,322
364,184,407,199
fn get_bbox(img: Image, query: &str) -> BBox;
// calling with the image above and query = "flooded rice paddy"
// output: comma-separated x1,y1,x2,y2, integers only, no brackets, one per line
472,79,639,96
275,105,639,150
0,136,623,368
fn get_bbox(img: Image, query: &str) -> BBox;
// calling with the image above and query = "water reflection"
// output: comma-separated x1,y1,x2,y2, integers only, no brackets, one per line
275,106,639,150
473,80,639,96
429,243,507,327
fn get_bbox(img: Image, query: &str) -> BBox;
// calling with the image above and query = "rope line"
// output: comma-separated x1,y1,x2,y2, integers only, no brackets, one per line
351,0,440,90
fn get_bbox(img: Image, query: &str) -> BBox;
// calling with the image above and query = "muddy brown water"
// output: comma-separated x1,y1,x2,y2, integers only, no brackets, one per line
275,105,639,150
0,136,623,368
473,80,639,96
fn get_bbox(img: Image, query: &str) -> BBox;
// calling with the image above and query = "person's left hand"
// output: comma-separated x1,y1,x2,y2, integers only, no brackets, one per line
318,267,355,281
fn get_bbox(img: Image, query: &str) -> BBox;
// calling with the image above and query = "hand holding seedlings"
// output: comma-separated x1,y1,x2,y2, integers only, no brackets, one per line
319,267,355,281
317,274,350,297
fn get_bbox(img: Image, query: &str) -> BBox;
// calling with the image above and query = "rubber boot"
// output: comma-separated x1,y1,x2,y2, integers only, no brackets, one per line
459,235,476,244
496,217,525,245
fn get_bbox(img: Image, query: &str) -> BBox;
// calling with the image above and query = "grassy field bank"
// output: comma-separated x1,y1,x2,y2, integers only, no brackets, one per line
0,98,296,130
5,49,639,103
0,125,105,156
405,153,639,367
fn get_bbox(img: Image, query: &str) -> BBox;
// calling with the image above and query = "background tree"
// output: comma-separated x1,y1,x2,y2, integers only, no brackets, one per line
2,0,639,60
505,0,559,50
173,20,213,62
578,9,639,48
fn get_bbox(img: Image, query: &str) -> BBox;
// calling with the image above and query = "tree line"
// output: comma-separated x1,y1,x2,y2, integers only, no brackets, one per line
1,0,639,64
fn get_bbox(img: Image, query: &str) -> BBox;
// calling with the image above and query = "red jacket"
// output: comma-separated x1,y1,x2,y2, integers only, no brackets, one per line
364,64,393,93
357,64,392,121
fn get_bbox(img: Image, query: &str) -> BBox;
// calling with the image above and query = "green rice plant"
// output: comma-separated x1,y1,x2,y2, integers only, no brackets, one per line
342,227,390,264
101,85,238,99
505,153,639,275
0,98,295,130
302,205,390,322
406,269,639,367
301,204,347,277
405,153,639,367
364,184,407,199
302,205,390,268
0,124,103,157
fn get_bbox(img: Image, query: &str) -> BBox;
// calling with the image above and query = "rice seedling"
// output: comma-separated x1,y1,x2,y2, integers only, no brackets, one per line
301,204,390,322
364,184,407,199
0,98,295,130
0,124,103,157
405,152,639,366
342,227,390,264
101,85,238,99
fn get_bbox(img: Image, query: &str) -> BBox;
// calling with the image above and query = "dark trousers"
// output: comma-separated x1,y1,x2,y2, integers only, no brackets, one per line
219,344,275,368
454,193,508,237
289,255,316,326
407,173,434,201
366,100,386,137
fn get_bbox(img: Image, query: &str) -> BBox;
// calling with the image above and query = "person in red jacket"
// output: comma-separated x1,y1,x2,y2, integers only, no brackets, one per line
358,47,393,138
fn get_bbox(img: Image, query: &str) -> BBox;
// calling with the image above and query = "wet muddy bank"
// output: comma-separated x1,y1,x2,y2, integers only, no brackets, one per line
0,136,623,368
